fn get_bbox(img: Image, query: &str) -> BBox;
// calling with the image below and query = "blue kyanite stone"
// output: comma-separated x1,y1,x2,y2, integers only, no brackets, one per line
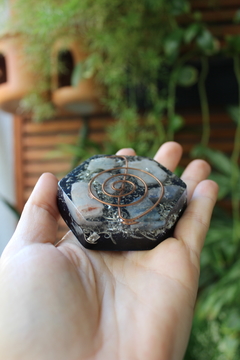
57,155,187,251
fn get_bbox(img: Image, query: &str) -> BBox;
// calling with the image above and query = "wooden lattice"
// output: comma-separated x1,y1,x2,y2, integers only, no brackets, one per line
14,109,235,240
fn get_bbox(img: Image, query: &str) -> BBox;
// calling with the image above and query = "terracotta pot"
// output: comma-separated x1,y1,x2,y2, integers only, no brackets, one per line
52,40,102,116
0,36,35,114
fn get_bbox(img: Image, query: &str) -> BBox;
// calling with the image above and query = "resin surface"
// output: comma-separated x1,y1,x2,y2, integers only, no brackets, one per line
57,155,187,250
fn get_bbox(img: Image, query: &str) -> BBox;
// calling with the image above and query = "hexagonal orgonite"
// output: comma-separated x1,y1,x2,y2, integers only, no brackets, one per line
57,155,187,251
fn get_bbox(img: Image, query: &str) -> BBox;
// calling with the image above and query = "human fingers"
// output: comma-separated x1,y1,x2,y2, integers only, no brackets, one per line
116,148,136,156
117,142,183,172
154,141,183,171
4,173,59,255
181,159,211,201
174,179,218,264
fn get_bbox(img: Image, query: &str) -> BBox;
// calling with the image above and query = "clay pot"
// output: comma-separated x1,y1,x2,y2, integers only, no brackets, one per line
52,40,102,116
0,36,34,114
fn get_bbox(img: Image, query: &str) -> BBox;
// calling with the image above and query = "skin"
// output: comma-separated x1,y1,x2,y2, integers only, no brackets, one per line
0,142,218,360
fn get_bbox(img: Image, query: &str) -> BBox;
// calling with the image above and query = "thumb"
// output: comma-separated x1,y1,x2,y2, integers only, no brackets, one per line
3,173,60,256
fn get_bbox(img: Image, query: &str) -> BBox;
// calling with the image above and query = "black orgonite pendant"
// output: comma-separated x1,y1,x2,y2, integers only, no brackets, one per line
57,155,187,251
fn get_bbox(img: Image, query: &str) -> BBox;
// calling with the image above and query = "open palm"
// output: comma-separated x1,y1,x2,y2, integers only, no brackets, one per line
0,142,218,360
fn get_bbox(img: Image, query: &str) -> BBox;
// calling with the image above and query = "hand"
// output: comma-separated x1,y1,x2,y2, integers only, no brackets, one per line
0,142,218,360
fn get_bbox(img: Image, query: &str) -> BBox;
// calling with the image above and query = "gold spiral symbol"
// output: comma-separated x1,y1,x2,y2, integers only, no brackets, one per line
88,156,164,225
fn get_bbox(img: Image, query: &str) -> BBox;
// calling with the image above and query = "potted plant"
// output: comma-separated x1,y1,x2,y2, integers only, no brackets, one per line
52,38,102,116
0,0,193,129
0,36,38,114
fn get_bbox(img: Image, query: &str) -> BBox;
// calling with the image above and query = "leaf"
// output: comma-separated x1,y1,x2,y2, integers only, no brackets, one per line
84,139,102,152
45,149,71,159
196,29,220,55
208,172,231,199
233,9,240,24
177,65,198,87
226,105,240,125
71,62,84,87
169,0,190,15
191,145,234,176
0,195,21,219
192,11,202,22
82,54,100,79
184,23,202,44
58,143,85,156
169,113,185,132
224,310,240,332
163,29,183,57
218,335,239,358
198,280,239,319
225,35,240,54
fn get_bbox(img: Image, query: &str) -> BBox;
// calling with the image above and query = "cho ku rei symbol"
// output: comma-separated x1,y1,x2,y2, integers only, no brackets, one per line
88,156,164,225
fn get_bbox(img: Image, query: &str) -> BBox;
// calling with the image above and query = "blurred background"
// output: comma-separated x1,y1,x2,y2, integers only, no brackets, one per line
0,0,240,358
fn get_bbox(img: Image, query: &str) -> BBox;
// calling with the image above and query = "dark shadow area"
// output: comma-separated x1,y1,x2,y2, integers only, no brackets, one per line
128,56,239,112
176,56,238,109
0,54,7,84
57,50,74,88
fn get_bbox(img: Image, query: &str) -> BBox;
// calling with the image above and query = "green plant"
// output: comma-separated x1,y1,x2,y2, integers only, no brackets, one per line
184,14,240,360
1,0,195,147
0,195,21,219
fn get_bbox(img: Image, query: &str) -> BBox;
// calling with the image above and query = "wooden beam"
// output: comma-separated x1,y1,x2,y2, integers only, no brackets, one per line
14,115,24,211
